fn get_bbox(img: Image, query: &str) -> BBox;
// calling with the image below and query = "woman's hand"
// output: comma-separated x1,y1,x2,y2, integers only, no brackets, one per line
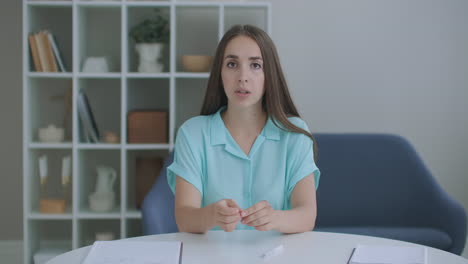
210,199,242,232
241,200,280,231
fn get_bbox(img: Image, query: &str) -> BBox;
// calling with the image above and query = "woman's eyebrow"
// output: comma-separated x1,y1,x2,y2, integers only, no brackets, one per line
224,54,263,60
224,54,239,60
249,56,263,61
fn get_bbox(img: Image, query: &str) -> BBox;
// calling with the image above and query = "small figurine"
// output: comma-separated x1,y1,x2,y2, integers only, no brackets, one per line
104,131,119,144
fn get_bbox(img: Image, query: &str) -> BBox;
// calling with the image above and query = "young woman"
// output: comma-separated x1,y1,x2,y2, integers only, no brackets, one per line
167,24,320,234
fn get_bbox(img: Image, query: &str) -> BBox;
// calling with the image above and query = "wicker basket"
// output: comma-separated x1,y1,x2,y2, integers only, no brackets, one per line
128,111,168,143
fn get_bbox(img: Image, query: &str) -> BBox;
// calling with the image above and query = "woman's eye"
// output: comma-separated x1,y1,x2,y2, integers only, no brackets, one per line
252,63,262,69
227,62,236,68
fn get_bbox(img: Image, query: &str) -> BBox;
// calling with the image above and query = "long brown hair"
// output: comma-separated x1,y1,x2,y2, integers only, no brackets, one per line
200,24,318,161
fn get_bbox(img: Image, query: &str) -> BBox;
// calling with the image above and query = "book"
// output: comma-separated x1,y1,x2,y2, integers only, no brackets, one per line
34,32,48,72
47,32,67,72
348,245,427,264
77,94,93,142
28,33,42,72
42,30,58,72
77,89,100,143
82,240,183,264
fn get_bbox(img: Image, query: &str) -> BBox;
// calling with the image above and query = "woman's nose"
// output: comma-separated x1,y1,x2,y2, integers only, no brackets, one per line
238,66,249,83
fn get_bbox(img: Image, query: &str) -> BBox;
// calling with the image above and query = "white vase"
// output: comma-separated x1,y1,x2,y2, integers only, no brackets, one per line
135,43,164,73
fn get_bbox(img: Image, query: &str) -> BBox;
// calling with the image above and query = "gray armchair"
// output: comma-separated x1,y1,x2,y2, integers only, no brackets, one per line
313,133,466,255
141,133,467,255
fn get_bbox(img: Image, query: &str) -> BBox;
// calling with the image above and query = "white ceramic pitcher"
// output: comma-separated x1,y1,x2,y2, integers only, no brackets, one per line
95,166,116,193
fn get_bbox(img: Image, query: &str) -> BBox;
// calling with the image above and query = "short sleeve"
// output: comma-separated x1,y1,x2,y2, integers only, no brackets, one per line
167,127,203,195
286,120,321,200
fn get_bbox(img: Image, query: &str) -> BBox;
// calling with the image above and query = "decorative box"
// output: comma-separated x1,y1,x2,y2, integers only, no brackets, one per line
128,111,168,143
39,199,66,214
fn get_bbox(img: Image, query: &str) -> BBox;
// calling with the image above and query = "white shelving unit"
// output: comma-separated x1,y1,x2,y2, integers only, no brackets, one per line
22,0,271,263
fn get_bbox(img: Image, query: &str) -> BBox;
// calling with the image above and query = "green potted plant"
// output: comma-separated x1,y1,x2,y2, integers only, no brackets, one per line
129,8,170,73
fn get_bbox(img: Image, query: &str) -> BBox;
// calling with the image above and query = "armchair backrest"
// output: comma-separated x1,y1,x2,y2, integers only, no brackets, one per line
314,133,441,226
314,133,466,254
141,152,177,235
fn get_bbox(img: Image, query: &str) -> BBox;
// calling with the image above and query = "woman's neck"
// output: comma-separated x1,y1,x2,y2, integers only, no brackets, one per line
221,104,267,137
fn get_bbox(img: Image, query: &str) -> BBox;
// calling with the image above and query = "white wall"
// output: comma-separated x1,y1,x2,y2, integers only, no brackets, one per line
269,0,468,212
0,0,466,240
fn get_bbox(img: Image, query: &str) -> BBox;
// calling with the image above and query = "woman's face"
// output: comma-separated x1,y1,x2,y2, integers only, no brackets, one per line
221,36,265,110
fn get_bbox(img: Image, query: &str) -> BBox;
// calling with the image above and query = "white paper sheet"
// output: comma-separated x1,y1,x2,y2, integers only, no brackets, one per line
82,240,182,264
350,244,427,264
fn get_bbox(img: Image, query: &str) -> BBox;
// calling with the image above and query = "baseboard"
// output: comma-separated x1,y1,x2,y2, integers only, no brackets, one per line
0,240,23,263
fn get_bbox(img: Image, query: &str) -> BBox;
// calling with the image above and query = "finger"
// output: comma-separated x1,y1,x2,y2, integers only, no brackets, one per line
218,205,240,216
241,200,270,217
226,199,241,209
219,214,241,225
244,215,270,227
242,208,269,225
219,219,239,232
225,222,238,232
255,223,274,231
223,226,235,232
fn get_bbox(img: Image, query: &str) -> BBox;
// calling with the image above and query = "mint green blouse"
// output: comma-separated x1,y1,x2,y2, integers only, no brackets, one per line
167,107,320,230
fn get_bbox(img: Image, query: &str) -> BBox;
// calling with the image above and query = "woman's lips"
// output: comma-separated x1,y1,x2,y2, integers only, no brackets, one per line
235,90,251,97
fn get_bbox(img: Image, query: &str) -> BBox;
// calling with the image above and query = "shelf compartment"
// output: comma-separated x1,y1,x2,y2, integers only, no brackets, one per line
224,6,268,33
27,5,73,73
127,6,171,73
127,78,169,111
27,219,72,264
78,219,121,247
77,6,122,72
126,78,170,144
28,149,73,215
175,6,218,72
77,149,121,214
77,78,122,144
27,78,73,144
125,218,143,238
126,149,169,212
174,78,207,133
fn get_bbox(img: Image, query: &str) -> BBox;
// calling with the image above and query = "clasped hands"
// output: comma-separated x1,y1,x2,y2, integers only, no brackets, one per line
212,199,279,232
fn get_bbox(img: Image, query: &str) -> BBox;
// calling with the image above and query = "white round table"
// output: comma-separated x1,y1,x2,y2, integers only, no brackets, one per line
48,231,468,264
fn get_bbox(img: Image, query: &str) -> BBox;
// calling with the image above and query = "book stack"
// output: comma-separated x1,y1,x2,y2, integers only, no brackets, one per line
28,30,67,72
